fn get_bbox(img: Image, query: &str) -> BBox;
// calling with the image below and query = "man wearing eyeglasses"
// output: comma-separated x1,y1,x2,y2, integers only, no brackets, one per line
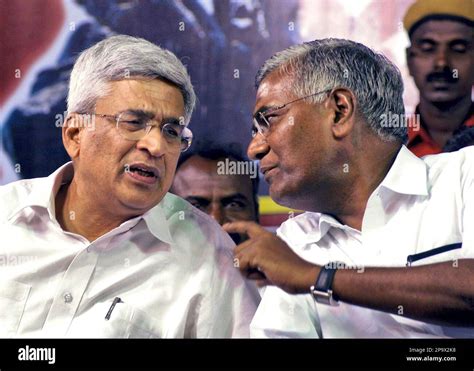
224,38,474,338
0,35,259,338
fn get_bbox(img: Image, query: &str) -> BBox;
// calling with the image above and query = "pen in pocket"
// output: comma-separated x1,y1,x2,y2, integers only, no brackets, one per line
105,297,123,320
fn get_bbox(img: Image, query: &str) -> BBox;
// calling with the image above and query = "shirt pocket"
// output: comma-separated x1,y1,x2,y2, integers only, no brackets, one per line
406,242,463,266
102,301,162,338
0,280,31,337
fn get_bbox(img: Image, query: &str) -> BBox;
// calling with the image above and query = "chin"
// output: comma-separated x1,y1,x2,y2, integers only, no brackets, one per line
270,179,321,212
119,193,164,214
269,185,298,209
119,180,168,209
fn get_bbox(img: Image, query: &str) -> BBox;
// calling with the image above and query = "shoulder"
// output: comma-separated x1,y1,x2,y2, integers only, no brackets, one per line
158,193,260,324
277,212,321,248
160,192,235,256
0,178,36,222
423,147,474,192
423,146,474,168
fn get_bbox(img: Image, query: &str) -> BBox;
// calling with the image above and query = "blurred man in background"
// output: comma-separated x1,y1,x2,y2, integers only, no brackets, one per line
172,143,259,244
404,0,474,157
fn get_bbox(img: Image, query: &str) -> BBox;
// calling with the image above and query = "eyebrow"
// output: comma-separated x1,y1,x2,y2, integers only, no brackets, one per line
186,194,250,205
125,109,181,125
254,104,286,117
416,37,471,45
185,196,211,204
126,109,155,119
221,194,251,204
449,39,469,45
417,38,436,44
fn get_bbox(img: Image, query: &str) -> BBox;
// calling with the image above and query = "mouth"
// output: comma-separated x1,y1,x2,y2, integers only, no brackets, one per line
125,163,160,185
427,74,457,85
261,165,277,181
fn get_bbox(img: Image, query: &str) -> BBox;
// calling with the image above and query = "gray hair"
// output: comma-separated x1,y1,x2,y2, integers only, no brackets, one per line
67,35,196,124
255,38,407,143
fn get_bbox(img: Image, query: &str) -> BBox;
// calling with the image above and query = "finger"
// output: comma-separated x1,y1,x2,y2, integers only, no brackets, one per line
234,252,252,272
234,238,253,255
223,221,266,238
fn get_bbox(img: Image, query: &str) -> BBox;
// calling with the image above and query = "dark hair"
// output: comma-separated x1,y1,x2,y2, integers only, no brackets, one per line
176,140,260,220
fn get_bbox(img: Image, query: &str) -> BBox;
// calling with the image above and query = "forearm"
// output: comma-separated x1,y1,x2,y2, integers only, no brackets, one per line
328,260,474,326
224,221,474,326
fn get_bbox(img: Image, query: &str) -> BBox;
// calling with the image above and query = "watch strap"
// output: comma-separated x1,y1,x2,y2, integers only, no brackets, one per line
310,263,342,306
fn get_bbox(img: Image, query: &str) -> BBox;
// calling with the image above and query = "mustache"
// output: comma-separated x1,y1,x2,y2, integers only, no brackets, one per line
426,71,458,83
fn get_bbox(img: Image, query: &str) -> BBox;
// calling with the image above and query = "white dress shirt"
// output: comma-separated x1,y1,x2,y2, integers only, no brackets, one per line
0,162,259,338
251,146,474,338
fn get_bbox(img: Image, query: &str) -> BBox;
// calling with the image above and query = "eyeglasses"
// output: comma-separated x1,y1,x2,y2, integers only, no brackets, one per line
252,89,331,138
79,111,193,152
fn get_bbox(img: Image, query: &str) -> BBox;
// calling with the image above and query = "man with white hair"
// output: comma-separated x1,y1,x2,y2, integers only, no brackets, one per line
0,35,259,338
225,38,474,338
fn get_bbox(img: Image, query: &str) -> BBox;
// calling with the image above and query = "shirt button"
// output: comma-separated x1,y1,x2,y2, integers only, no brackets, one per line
63,292,73,303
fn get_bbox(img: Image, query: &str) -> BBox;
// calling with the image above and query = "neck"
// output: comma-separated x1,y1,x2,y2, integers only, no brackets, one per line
325,142,400,231
55,180,129,242
418,96,472,148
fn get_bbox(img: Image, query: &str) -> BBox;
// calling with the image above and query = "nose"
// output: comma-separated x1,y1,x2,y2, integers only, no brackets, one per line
135,126,166,157
434,46,450,70
209,203,226,225
247,134,270,160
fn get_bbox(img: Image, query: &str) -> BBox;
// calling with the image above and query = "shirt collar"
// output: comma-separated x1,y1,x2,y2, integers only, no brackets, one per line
8,162,74,222
142,196,174,245
407,103,474,152
407,106,431,147
407,122,440,150
8,162,175,245
281,145,428,245
281,212,351,246
377,145,429,197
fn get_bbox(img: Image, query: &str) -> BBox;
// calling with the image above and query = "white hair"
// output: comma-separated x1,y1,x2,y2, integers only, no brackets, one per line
256,38,407,143
67,35,196,124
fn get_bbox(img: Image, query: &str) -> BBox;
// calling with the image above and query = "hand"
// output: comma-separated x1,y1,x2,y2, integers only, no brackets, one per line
223,221,320,294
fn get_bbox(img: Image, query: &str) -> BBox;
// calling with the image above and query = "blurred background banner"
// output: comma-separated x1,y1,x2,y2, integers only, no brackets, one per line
0,0,418,223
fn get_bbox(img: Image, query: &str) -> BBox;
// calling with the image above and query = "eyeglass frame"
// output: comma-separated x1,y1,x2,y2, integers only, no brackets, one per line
76,111,193,152
252,89,331,138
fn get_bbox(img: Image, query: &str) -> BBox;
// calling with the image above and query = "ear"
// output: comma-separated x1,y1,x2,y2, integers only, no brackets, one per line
325,88,356,140
62,113,83,160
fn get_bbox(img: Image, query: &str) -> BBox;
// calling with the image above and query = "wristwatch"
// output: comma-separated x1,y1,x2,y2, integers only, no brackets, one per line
310,263,342,306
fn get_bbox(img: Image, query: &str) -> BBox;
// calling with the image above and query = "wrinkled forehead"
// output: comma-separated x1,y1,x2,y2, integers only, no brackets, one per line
97,79,185,117
255,70,296,110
